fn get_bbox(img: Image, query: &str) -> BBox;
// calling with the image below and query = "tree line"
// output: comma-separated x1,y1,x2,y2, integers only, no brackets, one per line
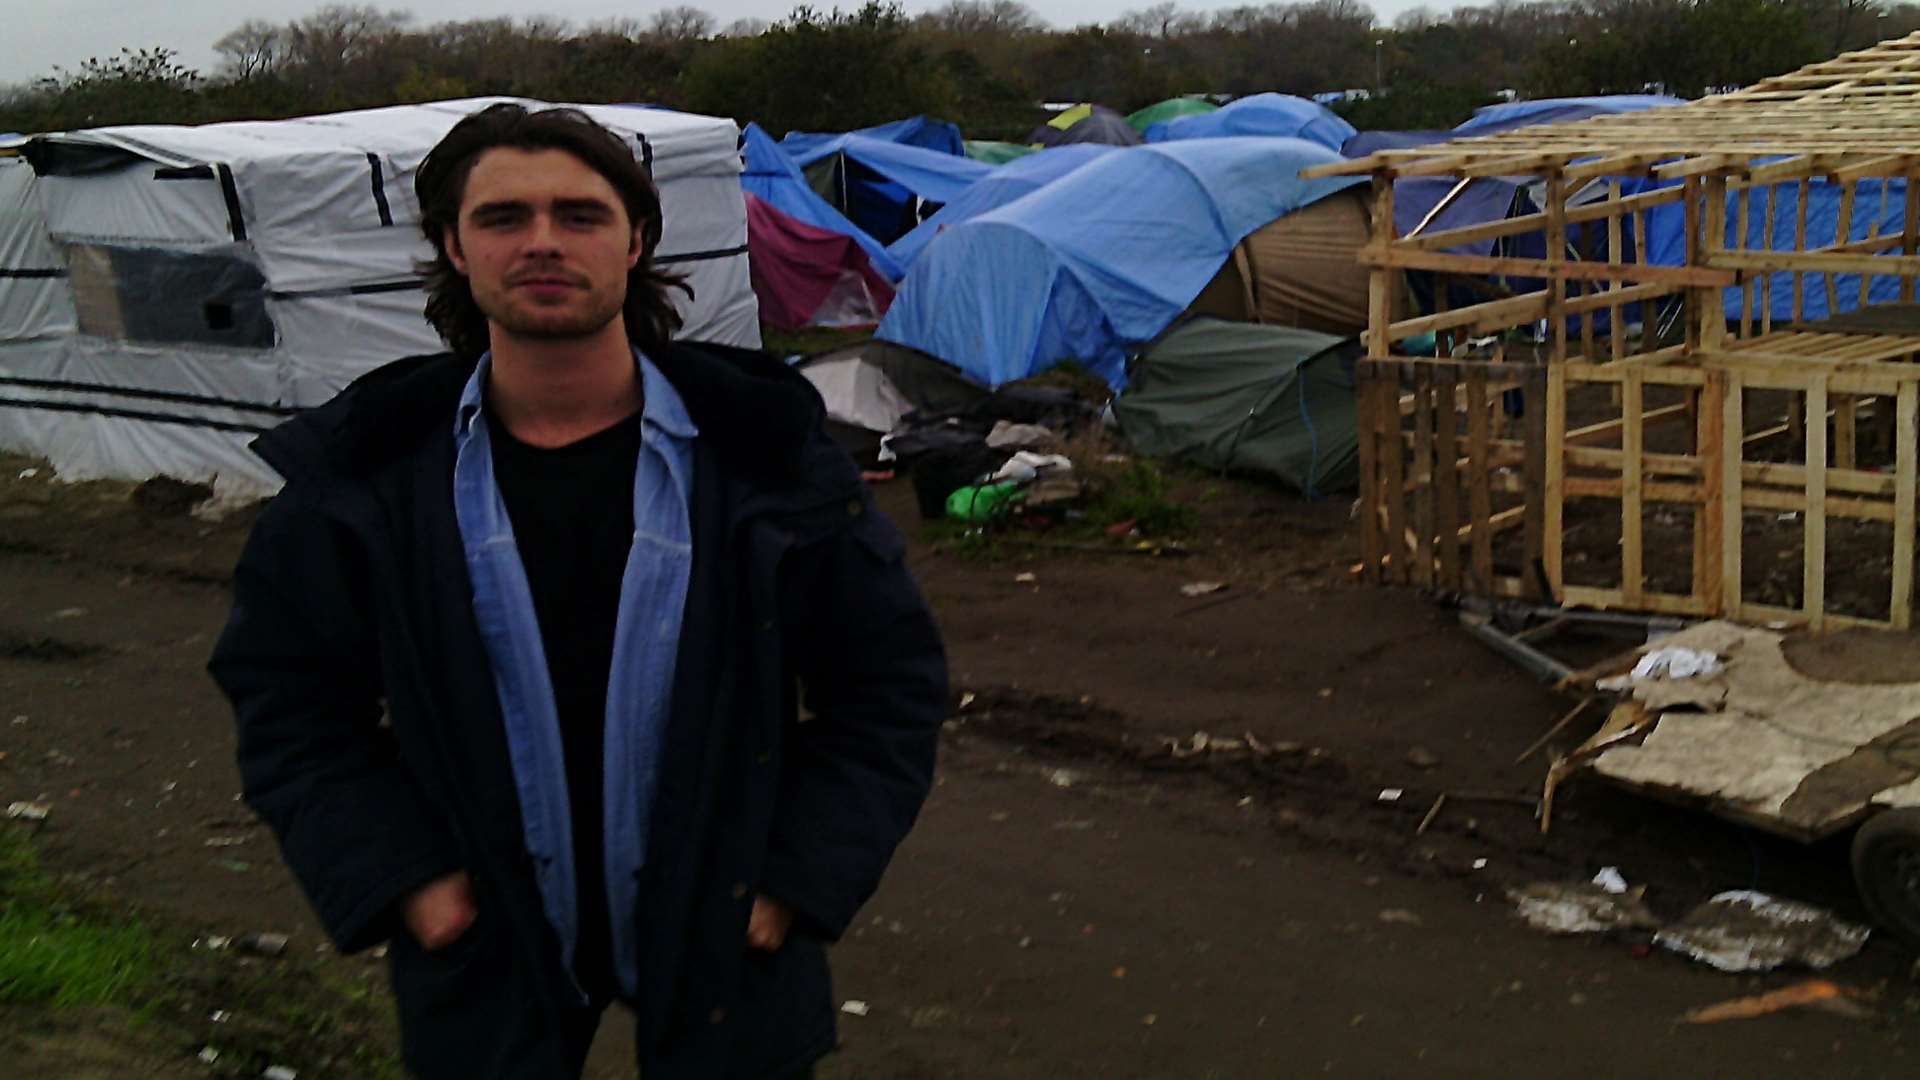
3,0,1917,140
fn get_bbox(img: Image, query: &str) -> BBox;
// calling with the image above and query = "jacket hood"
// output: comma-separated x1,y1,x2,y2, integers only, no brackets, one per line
253,341,827,488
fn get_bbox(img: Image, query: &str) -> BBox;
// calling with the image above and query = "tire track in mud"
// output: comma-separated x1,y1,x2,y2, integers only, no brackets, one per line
941,685,1878,928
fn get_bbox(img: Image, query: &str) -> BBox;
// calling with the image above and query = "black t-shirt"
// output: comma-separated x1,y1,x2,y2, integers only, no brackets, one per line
485,400,642,1000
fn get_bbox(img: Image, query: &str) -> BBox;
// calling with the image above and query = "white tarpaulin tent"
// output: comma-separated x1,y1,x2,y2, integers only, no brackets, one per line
0,99,759,493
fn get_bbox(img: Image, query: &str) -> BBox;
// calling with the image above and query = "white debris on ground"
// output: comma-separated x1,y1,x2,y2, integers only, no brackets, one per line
1654,891,1870,972
1508,881,1659,935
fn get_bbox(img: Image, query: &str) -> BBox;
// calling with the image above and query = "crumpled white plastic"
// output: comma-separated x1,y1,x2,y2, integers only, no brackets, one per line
988,451,1073,485
1629,646,1724,681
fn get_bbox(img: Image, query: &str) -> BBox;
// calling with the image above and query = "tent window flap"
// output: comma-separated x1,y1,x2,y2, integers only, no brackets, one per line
63,243,275,348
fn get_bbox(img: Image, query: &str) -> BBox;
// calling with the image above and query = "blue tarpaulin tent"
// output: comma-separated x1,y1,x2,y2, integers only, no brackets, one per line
1625,174,1913,323
740,122,904,281
781,115,964,159
779,130,991,244
1144,93,1356,153
781,133,990,205
876,138,1366,389
1344,95,1686,323
1456,94,1684,131
886,145,1116,268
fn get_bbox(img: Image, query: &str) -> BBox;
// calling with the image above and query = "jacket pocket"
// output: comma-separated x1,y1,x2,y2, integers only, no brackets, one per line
729,937,835,1078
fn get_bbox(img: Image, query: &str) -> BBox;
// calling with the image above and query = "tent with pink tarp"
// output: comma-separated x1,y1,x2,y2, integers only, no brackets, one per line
744,192,895,331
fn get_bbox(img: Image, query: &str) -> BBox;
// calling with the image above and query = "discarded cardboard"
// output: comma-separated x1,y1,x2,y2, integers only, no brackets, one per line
1578,621,1920,841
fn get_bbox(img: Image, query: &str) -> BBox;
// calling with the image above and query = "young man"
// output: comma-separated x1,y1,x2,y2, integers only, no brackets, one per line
209,104,947,1079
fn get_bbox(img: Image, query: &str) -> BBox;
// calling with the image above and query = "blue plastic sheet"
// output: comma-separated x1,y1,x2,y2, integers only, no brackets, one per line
1144,93,1356,153
887,145,1116,268
1456,95,1683,131
876,138,1365,389
781,115,964,158
740,123,904,281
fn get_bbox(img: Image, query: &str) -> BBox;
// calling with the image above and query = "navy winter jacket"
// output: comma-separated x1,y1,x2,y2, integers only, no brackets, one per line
208,341,948,1077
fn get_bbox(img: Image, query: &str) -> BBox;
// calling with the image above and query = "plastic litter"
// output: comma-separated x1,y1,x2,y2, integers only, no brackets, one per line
1508,881,1660,935
987,450,1072,485
1628,647,1723,681
945,481,1023,522
1592,867,1629,895
1682,979,1872,1024
984,422,1057,449
5,801,50,822
1655,891,1870,972
236,932,290,957
1180,581,1226,597
841,1000,870,1017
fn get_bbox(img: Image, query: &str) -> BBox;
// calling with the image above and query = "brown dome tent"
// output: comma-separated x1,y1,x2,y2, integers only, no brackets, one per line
1182,187,1384,335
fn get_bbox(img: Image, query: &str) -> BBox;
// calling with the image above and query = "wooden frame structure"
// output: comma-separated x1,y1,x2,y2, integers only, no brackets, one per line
1305,32,1920,629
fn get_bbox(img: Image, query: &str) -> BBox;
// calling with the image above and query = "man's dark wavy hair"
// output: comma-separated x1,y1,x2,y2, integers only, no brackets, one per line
415,103,690,360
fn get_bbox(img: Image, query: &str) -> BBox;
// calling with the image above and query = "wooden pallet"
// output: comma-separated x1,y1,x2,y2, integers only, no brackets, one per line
1359,353,1920,628
1337,32,1920,630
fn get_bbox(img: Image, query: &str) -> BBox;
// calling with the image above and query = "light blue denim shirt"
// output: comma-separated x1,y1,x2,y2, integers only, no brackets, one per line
452,348,695,1002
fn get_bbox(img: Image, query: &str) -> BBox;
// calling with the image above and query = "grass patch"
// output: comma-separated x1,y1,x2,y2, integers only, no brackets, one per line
1077,456,1196,537
0,824,404,1077
0,828,154,1008
759,325,875,358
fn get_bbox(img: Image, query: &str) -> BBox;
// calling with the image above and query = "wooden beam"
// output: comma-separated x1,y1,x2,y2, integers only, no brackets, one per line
1653,153,1737,180
1831,153,1915,183
1468,371,1494,591
1546,172,1569,365
1805,378,1829,625
1566,401,1692,446
1742,460,1896,496
1623,368,1645,607
1404,177,1474,240
1435,365,1461,588
1370,291,1549,346
1742,487,1895,522
1359,247,1738,286
1707,248,1920,276
1545,360,1566,593
1564,446,1704,476
1399,183,1688,253
1562,152,1672,184
1696,373,1727,612
1895,381,1917,628
1699,176,1729,351
1721,372,1745,614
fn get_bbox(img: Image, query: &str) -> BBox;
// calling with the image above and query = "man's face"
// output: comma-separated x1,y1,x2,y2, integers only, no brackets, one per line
444,146,644,344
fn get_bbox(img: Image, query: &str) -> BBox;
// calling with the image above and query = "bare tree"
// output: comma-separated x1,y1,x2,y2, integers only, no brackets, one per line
214,19,285,80
1113,2,1206,37
917,0,1044,35
1393,5,1438,30
649,6,717,43
286,5,414,74
720,17,771,37
587,17,648,40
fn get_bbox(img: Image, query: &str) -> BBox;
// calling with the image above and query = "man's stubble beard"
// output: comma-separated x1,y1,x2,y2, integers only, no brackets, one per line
475,280,627,343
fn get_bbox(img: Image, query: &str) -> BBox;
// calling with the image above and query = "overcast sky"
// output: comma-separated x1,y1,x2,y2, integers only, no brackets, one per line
8,0,1422,86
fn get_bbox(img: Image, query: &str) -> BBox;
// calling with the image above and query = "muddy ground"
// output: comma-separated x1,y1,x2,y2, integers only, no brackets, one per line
3,449,1919,1079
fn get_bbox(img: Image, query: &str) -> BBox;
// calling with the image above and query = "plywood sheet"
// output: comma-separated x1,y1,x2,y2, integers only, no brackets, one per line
1591,621,1920,836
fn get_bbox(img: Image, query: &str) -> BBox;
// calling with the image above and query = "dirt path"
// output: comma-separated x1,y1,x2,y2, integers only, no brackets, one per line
2,458,1917,1077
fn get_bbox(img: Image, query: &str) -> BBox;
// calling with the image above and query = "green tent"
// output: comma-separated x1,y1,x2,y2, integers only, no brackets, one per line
1126,97,1220,132
1112,318,1361,496
964,139,1038,165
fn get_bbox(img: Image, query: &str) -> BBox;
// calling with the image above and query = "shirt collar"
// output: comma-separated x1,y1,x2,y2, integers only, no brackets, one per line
453,347,699,442
636,348,698,441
